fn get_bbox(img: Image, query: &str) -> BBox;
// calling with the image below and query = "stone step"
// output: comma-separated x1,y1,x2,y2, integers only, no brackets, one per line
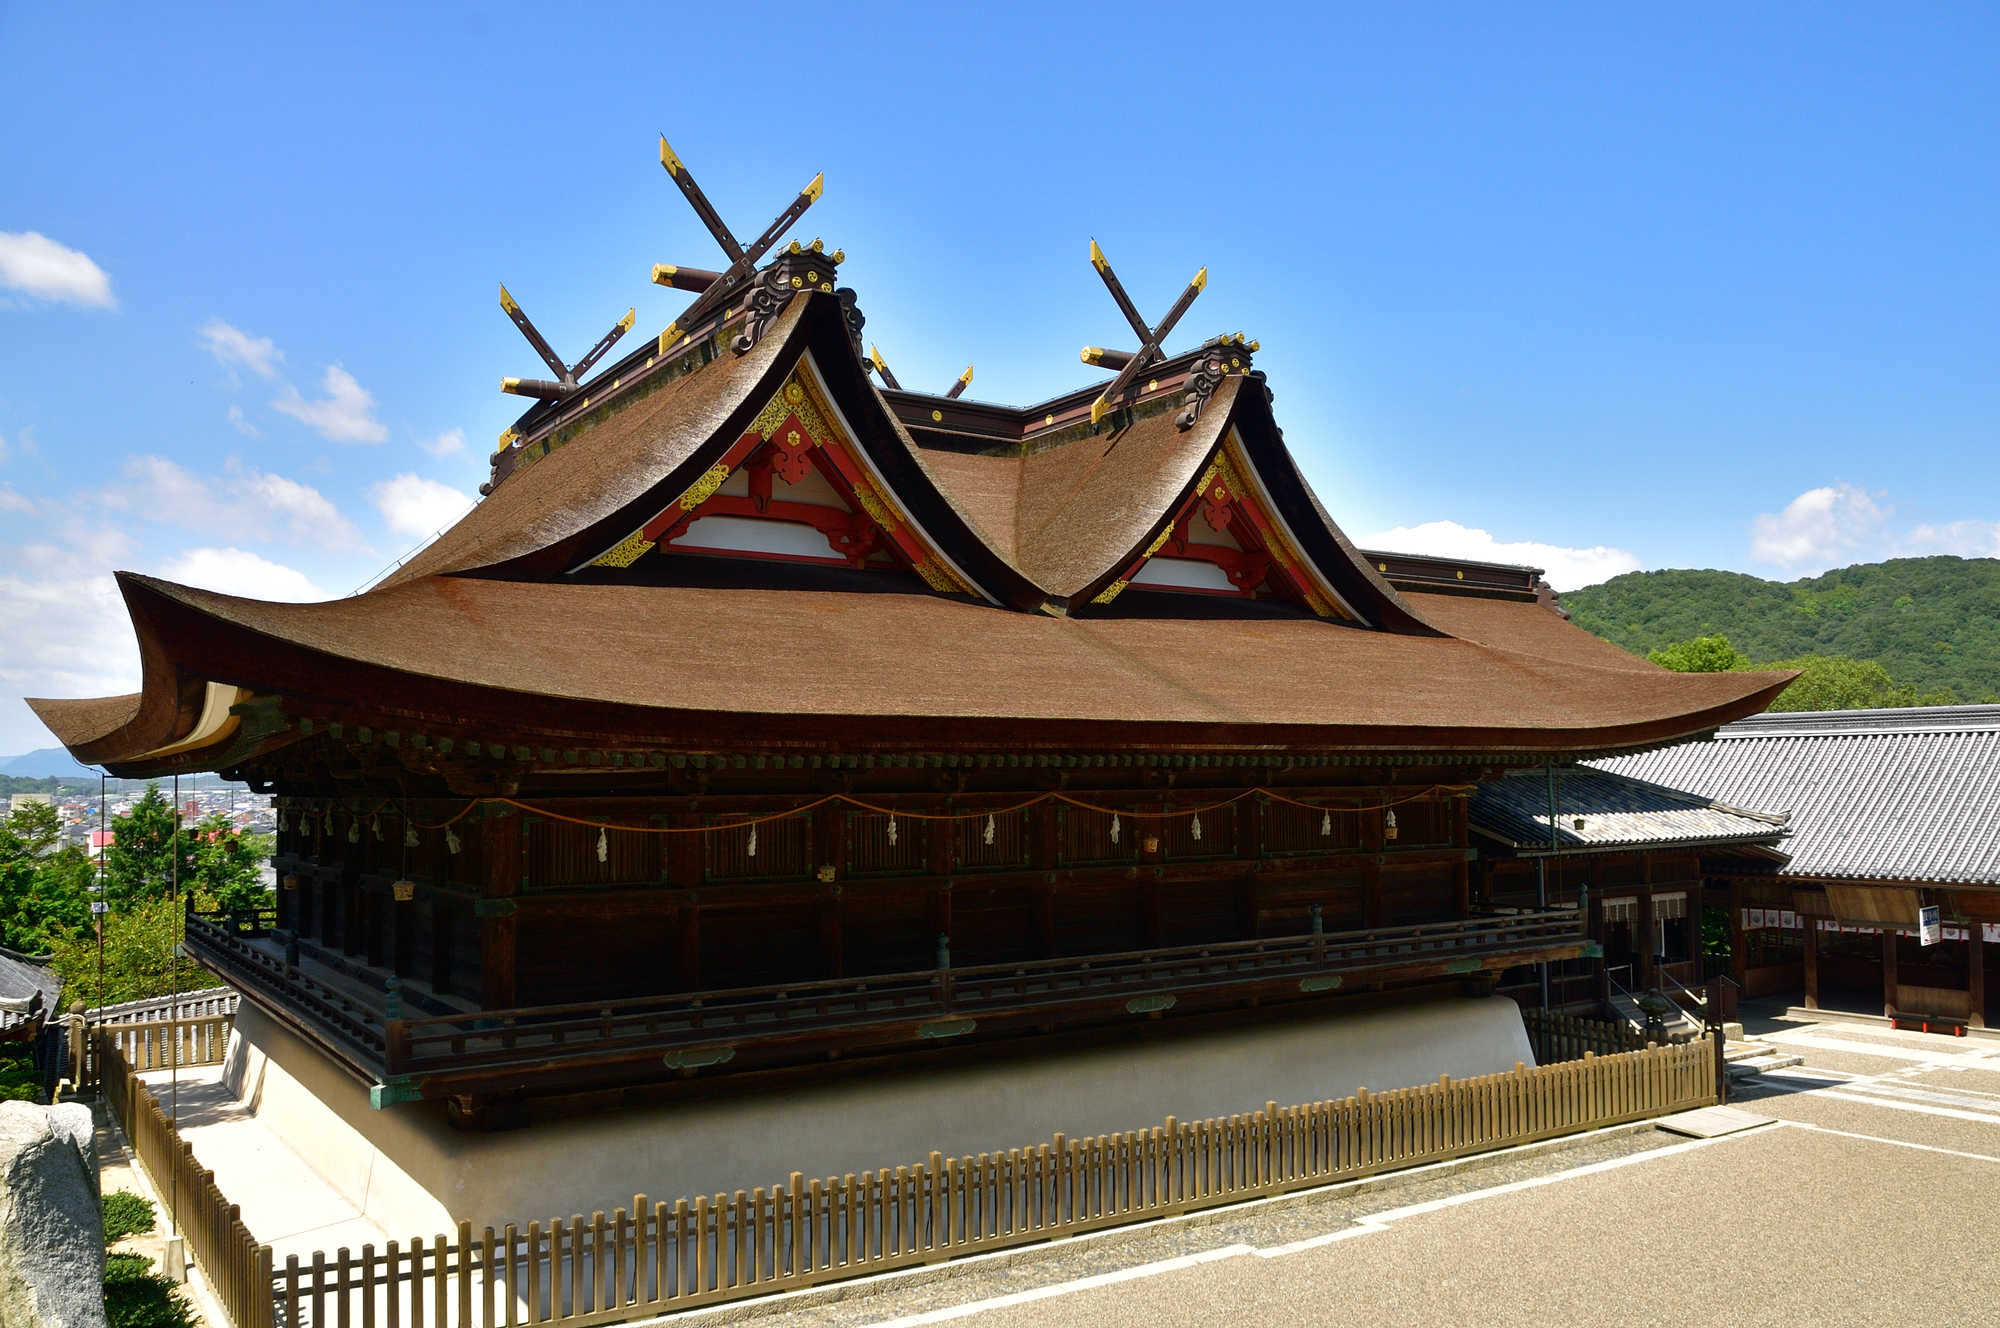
1726,1053,1804,1081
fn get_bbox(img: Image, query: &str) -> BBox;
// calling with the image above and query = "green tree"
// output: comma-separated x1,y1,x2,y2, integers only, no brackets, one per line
46,895,221,1007
0,806,92,954
1648,634,1752,672
104,785,183,910
104,786,272,912
1763,655,1959,712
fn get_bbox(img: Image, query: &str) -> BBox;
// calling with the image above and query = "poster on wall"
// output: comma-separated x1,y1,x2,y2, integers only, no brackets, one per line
1919,904,1942,947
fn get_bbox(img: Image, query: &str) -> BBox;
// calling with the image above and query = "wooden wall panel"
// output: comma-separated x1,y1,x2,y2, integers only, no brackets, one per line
949,882,1037,967
1158,878,1245,947
1378,866,1456,926
697,903,819,990
517,902,678,1004
1053,880,1144,957
1163,809,1234,861
1256,875,1367,937
841,889,933,976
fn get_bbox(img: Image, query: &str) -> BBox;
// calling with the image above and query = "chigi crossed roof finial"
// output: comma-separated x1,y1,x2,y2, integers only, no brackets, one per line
1080,240,1207,425
497,289,635,401
649,136,825,355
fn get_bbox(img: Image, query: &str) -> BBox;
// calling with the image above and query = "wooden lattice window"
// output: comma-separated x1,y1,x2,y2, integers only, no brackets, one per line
846,811,928,877
1261,801,1361,856
1056,807,1138,866
958,810,1029,872
524,819,661,889
706,813,812,882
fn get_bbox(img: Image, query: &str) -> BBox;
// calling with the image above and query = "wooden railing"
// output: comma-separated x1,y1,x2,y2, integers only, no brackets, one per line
1523,1008,1656,1063
93,1015,235,1075
272,1039,1713,1327
184,912,391,1067
380,911,1583,1085
97,1031,274,1328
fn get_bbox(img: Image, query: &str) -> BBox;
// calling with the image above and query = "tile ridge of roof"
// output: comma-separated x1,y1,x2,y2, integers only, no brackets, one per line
1717,703,2000,737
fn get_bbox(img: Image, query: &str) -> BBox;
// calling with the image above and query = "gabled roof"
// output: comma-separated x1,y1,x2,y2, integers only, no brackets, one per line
1594,706,2000,885
1471,766,1788,856
27,271,1795,776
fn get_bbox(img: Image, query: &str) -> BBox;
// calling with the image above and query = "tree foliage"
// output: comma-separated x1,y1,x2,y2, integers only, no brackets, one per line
1647,635,1751,673
1564,556,2000,703
1645,632,1962,712
0,805,91,954
46,895,221,1006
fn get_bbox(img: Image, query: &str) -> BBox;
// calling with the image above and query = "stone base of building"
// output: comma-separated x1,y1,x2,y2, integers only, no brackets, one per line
221,993,1536,1235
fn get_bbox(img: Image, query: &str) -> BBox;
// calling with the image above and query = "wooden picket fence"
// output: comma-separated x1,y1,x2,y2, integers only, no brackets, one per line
1523,1007,1655,1063
96,1031,275,1328
271,1038,1714,1328
94,1014,235,1074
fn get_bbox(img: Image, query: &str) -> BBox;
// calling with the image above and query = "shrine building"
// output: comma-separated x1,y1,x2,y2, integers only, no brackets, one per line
29,147,1791,1230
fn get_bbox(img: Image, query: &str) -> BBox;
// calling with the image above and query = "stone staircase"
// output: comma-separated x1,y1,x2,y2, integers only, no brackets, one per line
1608,991,1803,1082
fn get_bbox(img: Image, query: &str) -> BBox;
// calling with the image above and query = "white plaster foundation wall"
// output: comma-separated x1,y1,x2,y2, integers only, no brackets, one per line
226,995,1533,1236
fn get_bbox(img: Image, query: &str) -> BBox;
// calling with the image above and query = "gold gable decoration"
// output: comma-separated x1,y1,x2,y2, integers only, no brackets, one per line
590,530,656,569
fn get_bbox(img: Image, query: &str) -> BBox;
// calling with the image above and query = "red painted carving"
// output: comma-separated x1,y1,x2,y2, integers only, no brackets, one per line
1200,481,1234,536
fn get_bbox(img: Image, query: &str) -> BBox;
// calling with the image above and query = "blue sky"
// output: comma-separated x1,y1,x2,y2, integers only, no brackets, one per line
2,3,1997,754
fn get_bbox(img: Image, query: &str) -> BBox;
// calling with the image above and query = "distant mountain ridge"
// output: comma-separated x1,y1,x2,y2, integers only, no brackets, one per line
1561,556,2000,702
0,747,101,778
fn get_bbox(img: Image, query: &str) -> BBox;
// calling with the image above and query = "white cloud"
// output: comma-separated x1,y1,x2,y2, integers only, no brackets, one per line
0,553,140,754
0,488,33,514
97,455,364,551
1900,519,2000,559
1355,519,1642,591
227,405,260,436
414,427,465,458
369,473,472,539
198,319,284,383
0,231,116,308
1748,483,1885,569
272,365,388,443
159,547,324,601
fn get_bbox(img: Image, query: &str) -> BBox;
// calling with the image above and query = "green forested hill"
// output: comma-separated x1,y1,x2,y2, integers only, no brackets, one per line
1561,556,2000,701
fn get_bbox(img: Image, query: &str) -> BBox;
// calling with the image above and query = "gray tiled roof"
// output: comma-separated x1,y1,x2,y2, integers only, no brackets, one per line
0,946,61,1029
1471,766,1787,855
1594,705,2000,886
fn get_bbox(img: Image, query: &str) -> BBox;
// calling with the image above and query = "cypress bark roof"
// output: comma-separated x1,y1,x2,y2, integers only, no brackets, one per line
27,285,1793,774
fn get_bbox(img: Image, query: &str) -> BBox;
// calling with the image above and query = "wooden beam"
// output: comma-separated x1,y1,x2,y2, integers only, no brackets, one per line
1883,930,1899,1017
1972,929,1987,1029
1802,917,1819,1011
478,809,520,1010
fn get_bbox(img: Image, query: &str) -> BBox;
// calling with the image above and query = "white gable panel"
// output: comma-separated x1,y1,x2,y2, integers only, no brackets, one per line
1131,557,1236,592
676,515,837,560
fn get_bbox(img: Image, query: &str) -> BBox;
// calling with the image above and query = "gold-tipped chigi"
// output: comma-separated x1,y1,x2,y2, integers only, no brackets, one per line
1079,243,1209,425
657,323,681,355
945,365,974,400
803,172,825,203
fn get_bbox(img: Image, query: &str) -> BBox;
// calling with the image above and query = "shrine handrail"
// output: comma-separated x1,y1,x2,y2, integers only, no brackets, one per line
183,911,391,1064
381,910,1583,1077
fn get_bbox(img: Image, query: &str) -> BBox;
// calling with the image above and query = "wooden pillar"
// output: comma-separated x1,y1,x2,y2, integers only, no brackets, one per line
1362,862,1382,930
816,894,842,979
1451,794,1471,919
1727,881,1747,988
673,901,701,992
431,901,453,998
1638,890,1658,993
1802,918,1819,1010
1882,930,1899,1017
1970,928,1986,1029
1031,883,1055,959
477,809,520,1010
391,894,413,976
1141,878,1163,947
1237,874,1262,940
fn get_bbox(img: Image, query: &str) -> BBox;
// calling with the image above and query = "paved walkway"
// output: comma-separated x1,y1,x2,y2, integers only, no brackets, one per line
134,1063,391,1261
677,1015,2000,1328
